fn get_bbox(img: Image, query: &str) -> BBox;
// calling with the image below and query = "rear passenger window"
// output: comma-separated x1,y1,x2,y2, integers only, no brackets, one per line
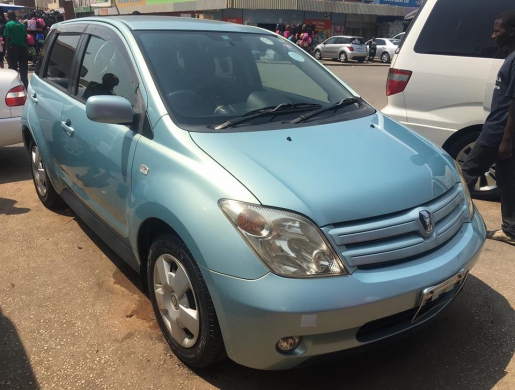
414,0,512,58
376,39,386,46
44,34,81,90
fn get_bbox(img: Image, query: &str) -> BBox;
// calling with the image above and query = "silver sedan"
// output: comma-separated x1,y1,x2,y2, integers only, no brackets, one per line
0,69,26,147
366,38,399,63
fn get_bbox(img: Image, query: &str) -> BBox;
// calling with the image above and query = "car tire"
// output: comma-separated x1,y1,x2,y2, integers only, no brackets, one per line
148,233,225,368
381,52,390,63
447,132,500,200
314,50,322,60
29,140,63,209
339,52,348,63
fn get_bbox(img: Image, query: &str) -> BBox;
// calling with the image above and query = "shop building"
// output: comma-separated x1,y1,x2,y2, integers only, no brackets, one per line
86,0,417,41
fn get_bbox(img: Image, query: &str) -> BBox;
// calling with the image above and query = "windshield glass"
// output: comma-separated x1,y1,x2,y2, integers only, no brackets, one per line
134,30,371,131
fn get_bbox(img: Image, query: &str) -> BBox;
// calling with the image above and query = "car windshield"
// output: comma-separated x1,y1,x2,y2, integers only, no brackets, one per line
134,30,372,131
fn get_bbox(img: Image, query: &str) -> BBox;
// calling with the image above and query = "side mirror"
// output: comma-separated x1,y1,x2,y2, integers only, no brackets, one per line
86,95,134,124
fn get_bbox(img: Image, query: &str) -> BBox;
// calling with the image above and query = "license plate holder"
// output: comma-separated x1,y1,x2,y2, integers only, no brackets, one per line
412,269,469,323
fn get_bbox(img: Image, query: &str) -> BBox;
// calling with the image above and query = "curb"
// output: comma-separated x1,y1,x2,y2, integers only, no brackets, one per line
320,61,390,67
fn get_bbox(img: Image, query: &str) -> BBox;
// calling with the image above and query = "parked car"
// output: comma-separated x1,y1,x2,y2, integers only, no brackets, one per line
365,38,398,63
22,16,485,370
383,0,512,200
0,69,26,147
313,35,368,62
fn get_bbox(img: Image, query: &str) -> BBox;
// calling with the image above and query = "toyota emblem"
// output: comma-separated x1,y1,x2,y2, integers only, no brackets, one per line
419,210,434,234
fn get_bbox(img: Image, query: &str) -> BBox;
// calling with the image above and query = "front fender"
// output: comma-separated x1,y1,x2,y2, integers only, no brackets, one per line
129,116,269,280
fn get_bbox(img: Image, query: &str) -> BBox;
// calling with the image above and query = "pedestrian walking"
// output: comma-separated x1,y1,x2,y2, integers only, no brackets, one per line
461,10,515,245
4,10,28,89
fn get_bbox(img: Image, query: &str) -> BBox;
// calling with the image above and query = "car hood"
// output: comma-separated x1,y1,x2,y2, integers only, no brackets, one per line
190,113,459,226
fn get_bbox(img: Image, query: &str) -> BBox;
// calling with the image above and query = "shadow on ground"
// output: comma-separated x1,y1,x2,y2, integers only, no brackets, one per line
0,308,39,389
0,144,31,185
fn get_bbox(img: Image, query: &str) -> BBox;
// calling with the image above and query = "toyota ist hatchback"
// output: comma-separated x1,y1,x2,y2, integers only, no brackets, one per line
314,35,368,63
22,16,486,370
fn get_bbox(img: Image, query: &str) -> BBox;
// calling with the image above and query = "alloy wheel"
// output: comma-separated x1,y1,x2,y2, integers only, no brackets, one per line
153,254,200,348
31,145,48,197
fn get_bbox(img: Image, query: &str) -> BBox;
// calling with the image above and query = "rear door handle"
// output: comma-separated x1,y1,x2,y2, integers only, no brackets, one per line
61,119,74,137
31,92,38,104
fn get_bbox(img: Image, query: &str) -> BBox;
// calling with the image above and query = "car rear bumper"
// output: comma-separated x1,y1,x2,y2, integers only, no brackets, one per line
204,210,485,370
0,116,23,147
348,52,367,60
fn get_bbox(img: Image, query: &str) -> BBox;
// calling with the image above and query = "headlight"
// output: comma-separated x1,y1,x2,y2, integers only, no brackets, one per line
219,200,347,277
453,160,475,220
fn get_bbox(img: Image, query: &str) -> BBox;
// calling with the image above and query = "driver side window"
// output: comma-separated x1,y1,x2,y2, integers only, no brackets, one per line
76,35,137,105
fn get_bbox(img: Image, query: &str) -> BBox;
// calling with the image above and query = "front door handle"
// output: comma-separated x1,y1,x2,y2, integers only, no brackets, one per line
61,119,74,137
31,92,38,104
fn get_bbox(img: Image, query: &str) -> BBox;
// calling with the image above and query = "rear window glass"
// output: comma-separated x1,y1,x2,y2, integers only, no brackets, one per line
414,0,512,58
345,37,364,45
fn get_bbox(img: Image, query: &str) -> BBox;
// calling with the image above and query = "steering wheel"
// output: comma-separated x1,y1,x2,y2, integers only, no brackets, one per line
168,90,205,116
94,41,116,75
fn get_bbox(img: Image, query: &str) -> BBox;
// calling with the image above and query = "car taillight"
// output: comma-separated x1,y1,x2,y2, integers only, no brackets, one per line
5,85,27,107
386,68,412,96
347,46,354,52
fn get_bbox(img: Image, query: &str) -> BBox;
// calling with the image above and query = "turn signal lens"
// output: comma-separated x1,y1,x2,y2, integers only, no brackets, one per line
5,85,27,107
237,209,270,237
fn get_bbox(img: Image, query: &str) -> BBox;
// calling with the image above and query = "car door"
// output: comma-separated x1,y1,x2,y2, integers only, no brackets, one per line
321,37,337,58
375,39,386,59
27,26,85,184
60,24,145,244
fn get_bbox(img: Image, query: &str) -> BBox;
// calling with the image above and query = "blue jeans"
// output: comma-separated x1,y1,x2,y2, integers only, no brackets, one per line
461,143,515,238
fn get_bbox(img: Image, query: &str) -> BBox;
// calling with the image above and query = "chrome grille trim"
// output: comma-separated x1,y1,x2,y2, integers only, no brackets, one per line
323,185,468,268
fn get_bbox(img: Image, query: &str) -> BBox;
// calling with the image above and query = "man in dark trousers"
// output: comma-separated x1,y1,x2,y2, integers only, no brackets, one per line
461,10,515,245
4,10,28,89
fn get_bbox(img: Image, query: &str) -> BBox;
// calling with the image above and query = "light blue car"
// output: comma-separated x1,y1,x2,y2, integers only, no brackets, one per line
21,16,486,370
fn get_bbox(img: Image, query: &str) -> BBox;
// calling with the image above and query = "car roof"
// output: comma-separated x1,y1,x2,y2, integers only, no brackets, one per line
54,16,274,34
332,35,364,39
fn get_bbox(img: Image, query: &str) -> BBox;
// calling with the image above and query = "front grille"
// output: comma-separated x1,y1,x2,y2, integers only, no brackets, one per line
323,184,468,268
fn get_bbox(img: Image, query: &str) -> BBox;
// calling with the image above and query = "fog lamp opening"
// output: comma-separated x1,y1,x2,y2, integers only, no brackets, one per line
276,336,301,353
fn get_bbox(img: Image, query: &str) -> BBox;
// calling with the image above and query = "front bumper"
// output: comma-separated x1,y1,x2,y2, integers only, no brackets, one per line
0,117,23,147
202,210,485,370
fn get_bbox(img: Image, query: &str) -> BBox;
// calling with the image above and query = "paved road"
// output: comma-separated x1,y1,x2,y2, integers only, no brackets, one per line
0,66,513,389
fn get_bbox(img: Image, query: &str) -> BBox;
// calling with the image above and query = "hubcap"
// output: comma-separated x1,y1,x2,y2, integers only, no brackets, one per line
153,254,199,348
456,142,497,193
382,53,389,62
31,146,47,197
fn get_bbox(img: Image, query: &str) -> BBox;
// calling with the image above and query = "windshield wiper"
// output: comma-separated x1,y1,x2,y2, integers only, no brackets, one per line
290,97,361,124
215,103,322,130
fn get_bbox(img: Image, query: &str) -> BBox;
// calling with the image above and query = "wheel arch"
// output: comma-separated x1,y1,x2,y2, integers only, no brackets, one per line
136,217,177,293
441,124,482,152
22,125,34,151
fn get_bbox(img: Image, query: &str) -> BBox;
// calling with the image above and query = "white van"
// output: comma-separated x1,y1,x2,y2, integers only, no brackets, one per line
383,0,512,200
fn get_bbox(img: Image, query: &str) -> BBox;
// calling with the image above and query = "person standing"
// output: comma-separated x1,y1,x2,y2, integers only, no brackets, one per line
367,37,377,62
461,10,515,245
4,10,28,89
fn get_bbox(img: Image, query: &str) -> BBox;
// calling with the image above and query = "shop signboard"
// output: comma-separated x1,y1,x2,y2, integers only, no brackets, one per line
223,17,243,24
90,0,111,8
